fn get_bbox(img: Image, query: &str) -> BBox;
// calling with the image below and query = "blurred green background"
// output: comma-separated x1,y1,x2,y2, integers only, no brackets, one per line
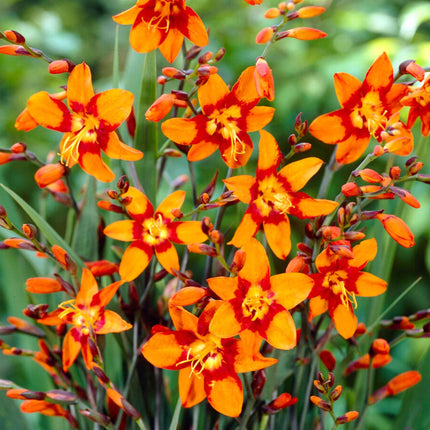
1,0,430,428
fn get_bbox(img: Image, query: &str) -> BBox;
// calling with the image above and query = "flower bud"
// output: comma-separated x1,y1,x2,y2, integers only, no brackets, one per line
187,243,217,257
198,51,213,64
256,27,274,44
330,385,343,402
186,44,204,60
310,395,331,411
34,163,67,188
3,30,26,44
264,8,281,19
294,142,311,153
210,229,223,244
48,59,75,74
336,411,359,424
370,338,390,356
263,393,298,414
213,47,226,62
22,223,37,240
255,58,275,101
145,94,176,122
408,161,424,175
319,350,336,371
251,369,266,399
398,59,425,81
10,142,26,153
277,27,327,41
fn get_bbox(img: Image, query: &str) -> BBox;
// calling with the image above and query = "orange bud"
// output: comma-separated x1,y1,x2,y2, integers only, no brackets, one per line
355,168,383,183
263,393,298,414
399,60,425,82
230,249,246,273
254,58,275,101
370,338,390,356
97,201,123,214
3,30,26,44
22,223,37,239
85,260,119,277
336,411,359,424
256,27,274,44
161,67,186,79
310,395,331,411
3,238,37,250
169,287,207,307
34,163,66,188
277,27,327,40
0,44,30,56
294,6,325,18
10,142,26,153
294,142,311,153
330,385,343,402
354,322,367,337
26,277,63,294
264,8,281,19
145,94,176,122
376,213,415,248
48,59,75,74
369,371,421,404
373,145,385,156
187,243,217,257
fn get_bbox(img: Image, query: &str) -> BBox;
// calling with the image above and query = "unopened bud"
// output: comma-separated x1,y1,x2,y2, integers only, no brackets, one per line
408,161,424,175
336,411,359,424
186,45,204,61
265,8,281,19
22,223,37,239
230,249,246,273
251,369,266,398
157,75,168,85
198,65,218,76
48,59,75,74
310,395,331,411
294,142,311,153
389,166,401,180
3,30,25,44
34,163,67,188
319,350,336,371
198,51,213,64
256,27,274,44
370,338,390,356
213,47,226,62
187,243,217,257
10,142,26,153
330,385,343,402
210,229,223,244
161,67,186,80
263,393,298,414
288,134,297,146
399,59,425,82
201,217,213,235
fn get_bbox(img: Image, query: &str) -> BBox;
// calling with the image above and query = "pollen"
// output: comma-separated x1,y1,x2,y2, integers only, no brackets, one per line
351,92,387,136
58,299,97,332
143,214,168,245
257,176,293,216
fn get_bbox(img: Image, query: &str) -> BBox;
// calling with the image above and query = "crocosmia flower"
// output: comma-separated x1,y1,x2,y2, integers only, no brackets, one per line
141,300,276,417
26,63,143,182
308,238,387,339
38,269,131,371
309,53,408,164
208,238,313,349
224,130,338,259
113,0,209,63
103,187,207,281
161,67,275,168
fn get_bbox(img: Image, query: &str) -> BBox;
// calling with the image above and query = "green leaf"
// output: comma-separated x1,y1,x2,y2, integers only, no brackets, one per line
0,183,85,270
168,397,182,430
71,175,98,261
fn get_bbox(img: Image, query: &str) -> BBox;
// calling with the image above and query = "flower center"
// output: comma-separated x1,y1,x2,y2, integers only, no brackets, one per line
257,177,293,217
242,285,272,321
177,336,223,377
143,214,168,245
147,0,181,33
206,106,245,162
322,271,357,309
351,92,387,136
58,299,96,335
60,115,99,166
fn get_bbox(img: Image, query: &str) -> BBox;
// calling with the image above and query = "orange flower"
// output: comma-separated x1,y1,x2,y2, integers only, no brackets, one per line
161,68,275,168
113,0,208,63
308,239,387,339
309,53,409,164
141,301,276,417
224,130,338,259
401,74,430,136
26,63,142,182
38,269,131,371
208,239,313,349
103,187,207,281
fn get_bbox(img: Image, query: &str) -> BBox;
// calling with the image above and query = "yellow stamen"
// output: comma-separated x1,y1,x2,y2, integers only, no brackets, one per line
242,285,272,321
58,299,97,331
323,272,357,309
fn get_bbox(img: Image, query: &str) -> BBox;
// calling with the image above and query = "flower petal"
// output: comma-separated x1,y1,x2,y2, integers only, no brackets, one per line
334,72,362,107
159,27,184,63
209,301,242,338
199,74,229,113
96,309,132,334
179,368,206,408
263,217,291,260
278,157,323,192
309,296,328,319
223,175,256,204
257,130,282,173
62,328,82,372
207,277,239,301
104,220,137,242
261,308,296,350
335,134,370,164
155,240,180,275
240,238,270,284
27,92,73,132
177,7,208,47
119,241,153,281
67,63,94,114
123,186,154,221
309,110,348,144
78,142,115,183
76,268,99,307
155,190,185,220
355,272,387,297
187,140,219,161
162,117,200,145
230,66,260,106
205,374,243,417
129,18,164,53
169,221,207,244
349,238,377,268
99,131,143,161
332,304,357,339
292,196,338,218
228,211,260,249
112,5,140,25
271,273,314,309
362,52,393,94
246,106,275,132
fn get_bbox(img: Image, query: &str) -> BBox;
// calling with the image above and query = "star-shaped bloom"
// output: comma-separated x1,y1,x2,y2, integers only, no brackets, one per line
401,74,430,136
141,300,276,417
161,67,275,168
38,269,131,371
113,0,208,63
224,130,338,259
27,63,143,182
208,238,313,349
308,239,387,339
103,187,207,281
309,53,409,164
